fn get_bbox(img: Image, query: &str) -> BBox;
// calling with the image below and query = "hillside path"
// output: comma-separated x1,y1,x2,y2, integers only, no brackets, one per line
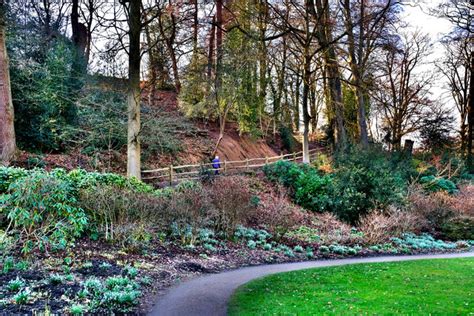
148,251,474,316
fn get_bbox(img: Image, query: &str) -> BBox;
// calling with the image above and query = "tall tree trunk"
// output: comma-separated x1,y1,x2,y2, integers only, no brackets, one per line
467,51,474,172
192,0,198,52
293,76,300,131
356,85,369,146
168,43,181,93
326,57,346,148
145,22,157,105
302,54,311,163
215,0,223,90
0,3,15,164
126,0,142,179
207,15,215,79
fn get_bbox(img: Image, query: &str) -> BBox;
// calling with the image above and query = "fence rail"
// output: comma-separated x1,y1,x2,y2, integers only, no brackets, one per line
142,142,328,184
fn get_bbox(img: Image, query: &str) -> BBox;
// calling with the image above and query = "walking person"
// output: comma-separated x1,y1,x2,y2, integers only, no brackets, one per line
212,155,221,175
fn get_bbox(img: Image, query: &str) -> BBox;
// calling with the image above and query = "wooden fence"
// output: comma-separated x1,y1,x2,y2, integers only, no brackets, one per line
142,147,325,184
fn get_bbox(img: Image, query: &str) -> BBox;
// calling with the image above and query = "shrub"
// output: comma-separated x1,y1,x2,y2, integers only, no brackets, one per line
450,184,474,216
358,208,423,245
168,186,212,245
1,172,87,253
262,160,304,188
441,217,474,241
207,177,255,237
407,186,455,231
328,148,406,224
78,185,164,246
0,167,28,193
253,191,306,241
419,175,458,194
307,212,362,246
294,171,332,212
263,148,407,224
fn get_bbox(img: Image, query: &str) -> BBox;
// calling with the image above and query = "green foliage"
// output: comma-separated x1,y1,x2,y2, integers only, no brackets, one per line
76,84,127,154
1,171,88,253
390,233,457,250
441,217,474,241
279,126,299,153
13,290,29,305
419,175,458,194
264,150,406,224
49,273,65,285
329,148,407,223
10,39,79,151
6,277,25,292
0,167,29,193
79,276,141,313
262,160,306,188
70,304,87,315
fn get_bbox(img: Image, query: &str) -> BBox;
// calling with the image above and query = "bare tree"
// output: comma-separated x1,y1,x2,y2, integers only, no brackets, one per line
372,31,433,150
340,0,394,147
437,37,470,153
432,0,473,170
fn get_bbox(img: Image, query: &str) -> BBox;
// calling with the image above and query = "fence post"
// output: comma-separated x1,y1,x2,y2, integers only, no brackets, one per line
280,153,284,161
246,158,249,171
265,156,268,165
224,160,227,174
293,152,296,162
169,165,173,185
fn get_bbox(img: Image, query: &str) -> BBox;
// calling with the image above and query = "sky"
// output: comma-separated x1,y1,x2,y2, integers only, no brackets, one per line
401,1,455,103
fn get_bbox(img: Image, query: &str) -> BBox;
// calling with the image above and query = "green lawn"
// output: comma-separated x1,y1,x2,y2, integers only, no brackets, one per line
228,258,474,315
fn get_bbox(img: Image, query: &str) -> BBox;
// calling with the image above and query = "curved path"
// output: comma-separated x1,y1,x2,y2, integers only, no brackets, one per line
149,251,474,316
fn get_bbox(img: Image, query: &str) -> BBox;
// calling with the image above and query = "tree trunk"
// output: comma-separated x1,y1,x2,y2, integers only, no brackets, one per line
215,0,223,90
145,22,157,105
467,51,474,172
356,85,369,146
0,5,15,164
126,0,142,179
207,15,215,79
302,54,311,163
326,58,346,148
293,76,300,131
192,0,198,52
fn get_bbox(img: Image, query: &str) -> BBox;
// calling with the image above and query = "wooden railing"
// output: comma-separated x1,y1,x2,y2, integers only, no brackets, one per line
142,146,325,184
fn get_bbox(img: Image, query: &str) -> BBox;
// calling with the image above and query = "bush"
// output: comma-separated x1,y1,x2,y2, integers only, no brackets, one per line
10,39,79,151
1,172,87,253
329,148,406,224
263,147,407,224
441,217,474,241
419,175,458,194
168,186,212,245
0,167,28,193
78,185,165,248
263,160,304,188
407,186,455,231
307,212,363,245
253,190,306,241
207,177,255,237
358,208,423,244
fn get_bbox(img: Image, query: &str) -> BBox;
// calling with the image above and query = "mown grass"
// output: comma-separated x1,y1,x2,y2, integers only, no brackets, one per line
228,258,474,315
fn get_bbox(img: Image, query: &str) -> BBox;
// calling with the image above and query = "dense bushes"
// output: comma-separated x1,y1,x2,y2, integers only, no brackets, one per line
408,184,474,240
1,167,256,254
1,172,88,253
263,151,406,224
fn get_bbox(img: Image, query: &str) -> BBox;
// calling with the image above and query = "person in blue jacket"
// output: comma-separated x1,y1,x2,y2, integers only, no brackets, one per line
212,155,221,175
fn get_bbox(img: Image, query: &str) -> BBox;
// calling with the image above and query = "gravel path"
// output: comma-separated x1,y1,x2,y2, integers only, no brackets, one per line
149,251,474,316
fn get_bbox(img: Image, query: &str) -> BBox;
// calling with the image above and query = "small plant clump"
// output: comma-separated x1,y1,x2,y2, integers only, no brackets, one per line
6,277,26,292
